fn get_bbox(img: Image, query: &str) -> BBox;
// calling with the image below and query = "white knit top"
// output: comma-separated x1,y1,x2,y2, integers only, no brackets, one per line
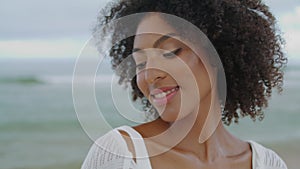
81,125,288,169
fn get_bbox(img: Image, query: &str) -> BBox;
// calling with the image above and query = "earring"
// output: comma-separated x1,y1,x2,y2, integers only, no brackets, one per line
145,104,159,122
146,104,153,112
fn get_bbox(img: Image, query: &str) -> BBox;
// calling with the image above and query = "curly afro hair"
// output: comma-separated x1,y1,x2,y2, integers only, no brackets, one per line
93,0,287,125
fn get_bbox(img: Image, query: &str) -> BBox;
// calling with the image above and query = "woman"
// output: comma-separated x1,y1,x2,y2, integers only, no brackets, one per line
82,0,288,168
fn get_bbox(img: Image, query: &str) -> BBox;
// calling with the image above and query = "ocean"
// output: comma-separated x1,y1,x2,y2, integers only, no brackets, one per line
0,58,299,169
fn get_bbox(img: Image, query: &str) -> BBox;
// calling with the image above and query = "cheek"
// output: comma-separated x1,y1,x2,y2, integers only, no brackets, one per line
181,54,212,94
193,60,213,96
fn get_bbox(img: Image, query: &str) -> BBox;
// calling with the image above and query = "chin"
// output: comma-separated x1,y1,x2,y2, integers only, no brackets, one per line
158,110,190,123
155,107,177,122
159,114,178,122
160,105,200,124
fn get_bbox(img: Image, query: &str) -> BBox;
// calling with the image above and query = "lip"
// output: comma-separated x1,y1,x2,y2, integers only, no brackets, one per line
150,86,179,106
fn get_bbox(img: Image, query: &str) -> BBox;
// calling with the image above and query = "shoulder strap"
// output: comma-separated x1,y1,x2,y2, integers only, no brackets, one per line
116,125,152,169
248,140,288,169
247,140,258,169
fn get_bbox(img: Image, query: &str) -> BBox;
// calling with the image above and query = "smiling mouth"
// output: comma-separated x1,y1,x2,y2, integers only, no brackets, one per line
150,86,180,105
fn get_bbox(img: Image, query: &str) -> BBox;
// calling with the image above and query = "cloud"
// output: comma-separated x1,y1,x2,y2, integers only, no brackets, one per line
0,0,299,60
280,6,300,28
0,39,85,58
0,0,111,39
278,6,300,59
263,0,300,16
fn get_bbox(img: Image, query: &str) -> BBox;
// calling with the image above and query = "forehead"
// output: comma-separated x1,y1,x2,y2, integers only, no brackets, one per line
134,14,178,47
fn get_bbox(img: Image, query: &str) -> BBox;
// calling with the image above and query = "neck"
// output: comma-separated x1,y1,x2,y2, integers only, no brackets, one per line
176,121,237,162
167,90,245,162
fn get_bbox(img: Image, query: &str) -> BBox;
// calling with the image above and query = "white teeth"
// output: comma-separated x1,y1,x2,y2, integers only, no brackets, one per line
154,92,166,98
153,87,178,99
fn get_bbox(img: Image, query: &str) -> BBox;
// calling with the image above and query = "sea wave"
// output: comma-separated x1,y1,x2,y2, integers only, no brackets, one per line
0,76,45,85
1,69,297,86
0,75,115,85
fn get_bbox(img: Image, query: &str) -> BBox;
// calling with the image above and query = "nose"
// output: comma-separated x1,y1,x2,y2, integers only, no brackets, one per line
139,50,167,85
144,68,166,84
144,55,166,84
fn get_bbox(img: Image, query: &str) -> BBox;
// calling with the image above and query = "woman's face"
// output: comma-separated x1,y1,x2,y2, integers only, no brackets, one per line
132,14,213,122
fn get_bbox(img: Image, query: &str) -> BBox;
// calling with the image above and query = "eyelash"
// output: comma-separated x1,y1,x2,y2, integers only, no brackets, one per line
135,48,182,70
162,48,182,58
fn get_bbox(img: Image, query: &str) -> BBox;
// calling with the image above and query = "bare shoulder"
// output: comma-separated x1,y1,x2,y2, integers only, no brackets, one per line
132,118,169,138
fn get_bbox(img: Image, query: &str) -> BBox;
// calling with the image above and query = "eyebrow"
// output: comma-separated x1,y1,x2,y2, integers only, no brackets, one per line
132,32,178,53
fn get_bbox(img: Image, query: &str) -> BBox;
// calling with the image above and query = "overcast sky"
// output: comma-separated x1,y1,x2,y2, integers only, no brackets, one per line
0,0,299,60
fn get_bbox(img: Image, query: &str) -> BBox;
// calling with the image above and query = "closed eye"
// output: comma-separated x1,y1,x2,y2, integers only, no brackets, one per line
162,48,182,58
134,48,182,70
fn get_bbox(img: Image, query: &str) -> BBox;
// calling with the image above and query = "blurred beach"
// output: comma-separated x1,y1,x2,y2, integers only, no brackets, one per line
0,58,299,169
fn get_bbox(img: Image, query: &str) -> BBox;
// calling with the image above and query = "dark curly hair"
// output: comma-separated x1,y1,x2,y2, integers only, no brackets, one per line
93,0,287,125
